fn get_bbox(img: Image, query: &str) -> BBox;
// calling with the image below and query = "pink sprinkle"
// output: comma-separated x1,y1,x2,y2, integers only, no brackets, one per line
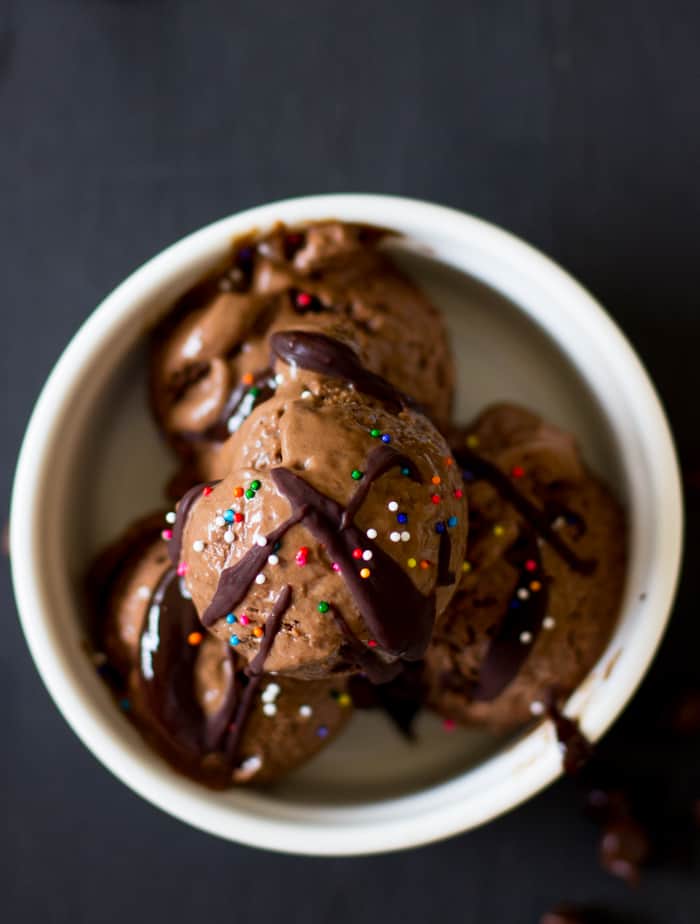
177,562,188,576
331,562,341,573
161,529,173,541
239,614,250,626
443,718,456,732
296,292,312,308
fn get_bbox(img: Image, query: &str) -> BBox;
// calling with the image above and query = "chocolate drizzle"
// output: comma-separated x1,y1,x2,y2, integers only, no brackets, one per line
437,528,455,587
454,446,595,575
169,482,217,565
224,585,292,760
471,529,548,700
138,567,236,762
202,444,441,665
197,368,275,444
270,330,407,411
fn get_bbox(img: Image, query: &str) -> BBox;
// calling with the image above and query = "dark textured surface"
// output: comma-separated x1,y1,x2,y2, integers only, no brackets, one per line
2,2,699,922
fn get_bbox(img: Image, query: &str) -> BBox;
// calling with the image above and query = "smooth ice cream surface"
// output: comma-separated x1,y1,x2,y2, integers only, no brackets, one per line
174,331,467,680
93,524,351,787
150,221,454,483
424,404,627,731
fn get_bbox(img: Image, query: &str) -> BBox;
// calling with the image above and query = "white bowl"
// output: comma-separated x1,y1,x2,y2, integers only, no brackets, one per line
10,194,682,855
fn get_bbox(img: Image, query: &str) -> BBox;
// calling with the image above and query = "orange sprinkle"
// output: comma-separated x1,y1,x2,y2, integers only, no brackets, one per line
360,567,371,579
530,581,542,592
252,627,264,638
419,559,430,570
445,457,454,466
431,475,441,485
241,372,254,385
187,632,203,646
233,486,244,498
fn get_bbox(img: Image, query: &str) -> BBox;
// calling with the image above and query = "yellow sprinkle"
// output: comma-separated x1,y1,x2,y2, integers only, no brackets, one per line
407,557,417,569
360,567,371,579
466,434,480,448
493,524,505,537
462,561,472,573
337,693,351,708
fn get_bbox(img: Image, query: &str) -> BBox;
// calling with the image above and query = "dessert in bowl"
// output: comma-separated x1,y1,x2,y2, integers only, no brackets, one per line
10,195,682,854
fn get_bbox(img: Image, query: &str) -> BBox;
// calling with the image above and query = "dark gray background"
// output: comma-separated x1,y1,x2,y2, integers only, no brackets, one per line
2,2,699,922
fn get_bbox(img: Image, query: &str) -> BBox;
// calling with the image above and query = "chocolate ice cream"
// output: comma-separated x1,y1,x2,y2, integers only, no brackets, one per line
424,404,626,730
150,221,454,482
171,330,467,680
95,520,351,787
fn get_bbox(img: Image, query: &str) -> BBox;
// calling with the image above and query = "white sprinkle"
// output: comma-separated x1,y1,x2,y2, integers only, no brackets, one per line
255,573,266,585
543,617,556,630
530,700,545,716
223,530,234,543
299,704,312,718
387,501,399,512
268,554,279,566
366,528,378,540
400,531,411,542
517,588,530,600
218,277,232,291
301,389,312,399
389,531,401,542
137,585,151,600
215,515,226,527
238,754,262,773
192,540,204,553
552,516,565,530
362,550,373,561
165,511,176,524
179,583,192,600
262,682,281,701
256,536,268,547
262,703,277,717
275,373,284,385
520,631,533,644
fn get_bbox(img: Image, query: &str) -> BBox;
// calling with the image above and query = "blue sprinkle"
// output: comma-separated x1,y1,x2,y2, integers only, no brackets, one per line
226,613,236,624
401,467,411,476
397,512,408,524
317,725,329,738
229,635,240,646
435,522,446,534
462,469,475,481
381,433,391,444
447,515,458,528
509,600,520,609
120,698,131,711
223,509,235,523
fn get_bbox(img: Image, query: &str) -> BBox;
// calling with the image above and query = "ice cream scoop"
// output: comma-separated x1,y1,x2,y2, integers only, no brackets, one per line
150,221,454,483
172,331,467,680
424,404,626,730
94,520,351,787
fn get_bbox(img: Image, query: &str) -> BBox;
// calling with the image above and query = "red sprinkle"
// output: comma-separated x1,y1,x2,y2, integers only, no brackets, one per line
431,494,440,504
453,488,463,499
443,718,456,732
296,292,312,308
202,485,213,497
525,559,537,572
352,548,363,560
295,546,309,566
367,639,377,648
511,466,525,479
234,512,244,523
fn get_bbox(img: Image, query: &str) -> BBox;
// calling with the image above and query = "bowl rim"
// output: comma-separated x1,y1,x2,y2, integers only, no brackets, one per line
10,193,683,855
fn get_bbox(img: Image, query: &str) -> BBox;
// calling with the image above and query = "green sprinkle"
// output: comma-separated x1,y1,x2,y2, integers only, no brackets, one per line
250,480,261,491
249,387,260,398
245,489,255,499
370,428,381,438
317,601,330,614
351,469,364,481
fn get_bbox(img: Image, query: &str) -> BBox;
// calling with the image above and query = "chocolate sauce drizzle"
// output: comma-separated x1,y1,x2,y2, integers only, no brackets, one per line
454,446,595,575
270,330,407,412
471,529,547,701
201,444,441,665
168,481,217,566
197,368,275,444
